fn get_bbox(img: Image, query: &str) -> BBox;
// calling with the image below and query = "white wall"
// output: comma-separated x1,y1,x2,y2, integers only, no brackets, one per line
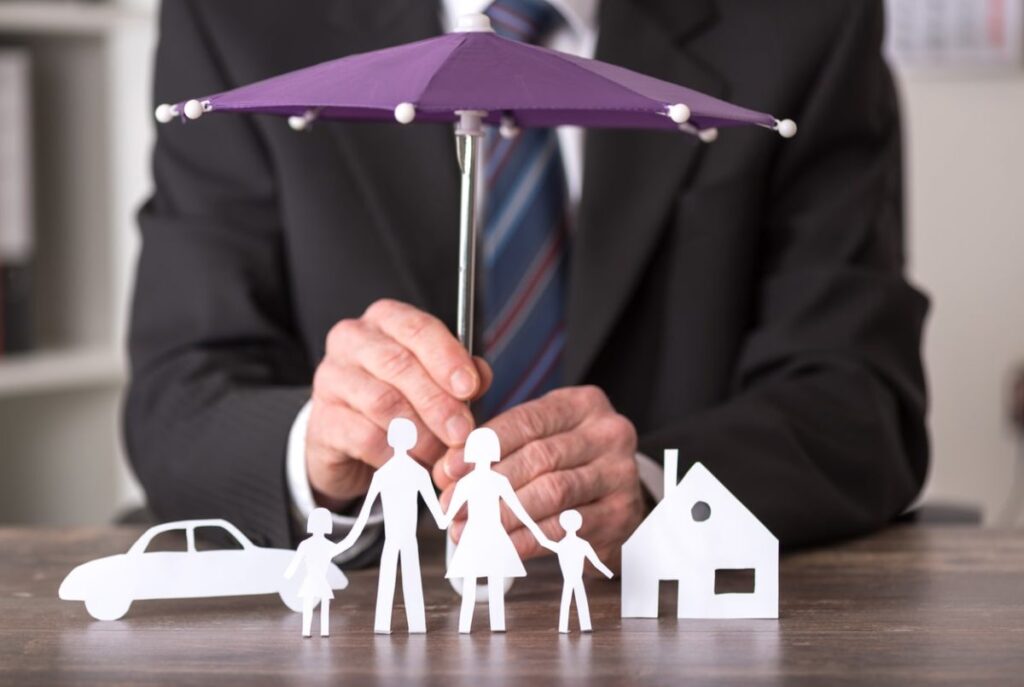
900,71,1024,523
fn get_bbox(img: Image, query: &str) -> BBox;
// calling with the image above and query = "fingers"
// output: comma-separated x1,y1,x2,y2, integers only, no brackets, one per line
433,446,466,489
364,299,482,400
493,429,598,490
430,357,494,485
509,488,639,568
327,318,475,449
508,502,605,562
308,401,391,470
434,385,642,572
313,360,448,464
472,357,494,401
434,386,606,484
439,480,457,512
485,386,610,455
309,299,487,506
495,460,610,532
305,402,384,503
445,414,630,522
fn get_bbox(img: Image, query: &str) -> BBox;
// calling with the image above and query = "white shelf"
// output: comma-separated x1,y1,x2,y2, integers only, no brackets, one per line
0,0,154,524
0,1,150,36
0,348,124,397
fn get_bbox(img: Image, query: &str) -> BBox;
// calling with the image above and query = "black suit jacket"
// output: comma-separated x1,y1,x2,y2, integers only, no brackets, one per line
127,0,929,550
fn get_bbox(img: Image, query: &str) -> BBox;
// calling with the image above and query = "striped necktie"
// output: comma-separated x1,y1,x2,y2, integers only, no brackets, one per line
479,0,570,419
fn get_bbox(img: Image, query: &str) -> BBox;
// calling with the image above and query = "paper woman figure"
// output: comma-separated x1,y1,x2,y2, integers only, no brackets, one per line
441,427,554,633
284,508,347,637
552,509,613,633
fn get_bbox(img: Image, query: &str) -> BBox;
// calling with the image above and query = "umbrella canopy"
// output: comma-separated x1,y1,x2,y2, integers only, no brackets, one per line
157,14,795,141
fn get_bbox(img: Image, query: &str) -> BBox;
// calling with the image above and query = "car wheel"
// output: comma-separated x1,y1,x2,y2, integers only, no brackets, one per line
85,594,132,621
278,588,303,613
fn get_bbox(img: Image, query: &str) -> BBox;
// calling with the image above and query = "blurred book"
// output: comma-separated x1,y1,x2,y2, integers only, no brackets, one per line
885,0,1024,72
0,48,34,355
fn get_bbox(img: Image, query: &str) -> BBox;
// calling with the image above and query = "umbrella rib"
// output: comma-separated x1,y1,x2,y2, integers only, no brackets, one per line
521,43,680,120
411,34,473,112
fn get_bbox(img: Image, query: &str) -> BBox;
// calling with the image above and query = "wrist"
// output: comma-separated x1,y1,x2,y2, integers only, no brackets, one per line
311,487,359,514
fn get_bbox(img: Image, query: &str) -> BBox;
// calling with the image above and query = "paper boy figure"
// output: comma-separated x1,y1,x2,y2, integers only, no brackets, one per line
284,507,344,637
333,418,446,634
553,509,613,633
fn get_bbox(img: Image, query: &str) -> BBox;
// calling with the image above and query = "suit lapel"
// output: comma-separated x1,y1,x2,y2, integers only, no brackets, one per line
326,0,462,324
564,0,724,385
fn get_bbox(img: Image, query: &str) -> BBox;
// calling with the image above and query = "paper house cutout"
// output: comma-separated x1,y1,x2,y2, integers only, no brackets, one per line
621,453,778,619
59,519,347,620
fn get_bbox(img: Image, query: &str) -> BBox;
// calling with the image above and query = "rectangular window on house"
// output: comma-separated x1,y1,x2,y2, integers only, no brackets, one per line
714,568,755,594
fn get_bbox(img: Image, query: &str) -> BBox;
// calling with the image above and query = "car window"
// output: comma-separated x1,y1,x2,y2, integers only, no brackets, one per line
194,526,244,551
140,530,188,553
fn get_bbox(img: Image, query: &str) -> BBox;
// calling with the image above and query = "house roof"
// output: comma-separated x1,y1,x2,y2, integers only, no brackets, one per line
622,462,777,568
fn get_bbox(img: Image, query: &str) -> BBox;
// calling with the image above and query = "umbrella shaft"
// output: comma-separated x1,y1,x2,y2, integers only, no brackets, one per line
456,131,480,356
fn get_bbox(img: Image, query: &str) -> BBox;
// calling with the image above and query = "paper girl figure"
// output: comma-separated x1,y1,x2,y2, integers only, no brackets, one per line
440,427,554,633
552,509,613,633
284,508,346,637
332,418,446,634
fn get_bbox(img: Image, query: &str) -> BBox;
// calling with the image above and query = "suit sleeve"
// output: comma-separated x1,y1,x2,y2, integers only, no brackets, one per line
639,0,929,548
125,0,311,547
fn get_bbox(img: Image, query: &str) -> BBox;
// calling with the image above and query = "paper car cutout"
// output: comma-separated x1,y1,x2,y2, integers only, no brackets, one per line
59,519,348,620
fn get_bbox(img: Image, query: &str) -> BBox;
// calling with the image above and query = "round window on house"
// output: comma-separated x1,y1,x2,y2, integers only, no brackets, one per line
691,501,711,522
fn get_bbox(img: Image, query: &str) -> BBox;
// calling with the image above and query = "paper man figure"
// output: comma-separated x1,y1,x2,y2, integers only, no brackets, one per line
333,418,446,634
553,509,613,633
284,507,339,637
440,427,554,633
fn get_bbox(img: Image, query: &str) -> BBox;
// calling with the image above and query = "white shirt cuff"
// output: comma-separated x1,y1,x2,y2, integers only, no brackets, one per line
634,451,665,503
286,400,385,562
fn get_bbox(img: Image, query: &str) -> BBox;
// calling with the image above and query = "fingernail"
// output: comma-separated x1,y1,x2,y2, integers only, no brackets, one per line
445,414,472,445
450,367,477,398
443,449,470,480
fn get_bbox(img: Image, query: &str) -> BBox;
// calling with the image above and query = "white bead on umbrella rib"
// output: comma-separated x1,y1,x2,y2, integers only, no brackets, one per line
668,103,691,124
776,119,797,138
154,103,176,123
183,99,205,120
499,115,520,139
698,127,719,143
394,102,417,124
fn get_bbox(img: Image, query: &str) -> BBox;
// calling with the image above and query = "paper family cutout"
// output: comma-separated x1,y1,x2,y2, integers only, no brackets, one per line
621,450,779,619
59,427,777,632
58,519,347,621
441,426,555,633
284,508,343,637
330,417,444,634
553,509,613,633
281,421,608,636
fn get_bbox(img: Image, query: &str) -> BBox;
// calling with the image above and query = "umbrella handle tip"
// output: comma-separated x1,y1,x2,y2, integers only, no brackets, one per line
776,119,797,138
453,13,494,33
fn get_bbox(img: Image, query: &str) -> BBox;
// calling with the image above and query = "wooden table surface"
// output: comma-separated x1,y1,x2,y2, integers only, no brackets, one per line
1,525,1023,686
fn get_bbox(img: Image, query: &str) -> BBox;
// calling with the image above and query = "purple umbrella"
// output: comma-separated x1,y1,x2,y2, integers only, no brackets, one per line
157,12,797,601
156,12,796,360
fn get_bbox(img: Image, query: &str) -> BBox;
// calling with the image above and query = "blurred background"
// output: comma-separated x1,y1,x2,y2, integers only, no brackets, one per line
0,0,1021,527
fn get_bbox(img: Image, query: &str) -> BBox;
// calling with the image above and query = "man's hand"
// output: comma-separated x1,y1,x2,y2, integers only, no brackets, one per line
434,386,646,572
306,299,492,508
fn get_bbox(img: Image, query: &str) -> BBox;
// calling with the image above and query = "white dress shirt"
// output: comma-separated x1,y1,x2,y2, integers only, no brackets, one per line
287,0,665,559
